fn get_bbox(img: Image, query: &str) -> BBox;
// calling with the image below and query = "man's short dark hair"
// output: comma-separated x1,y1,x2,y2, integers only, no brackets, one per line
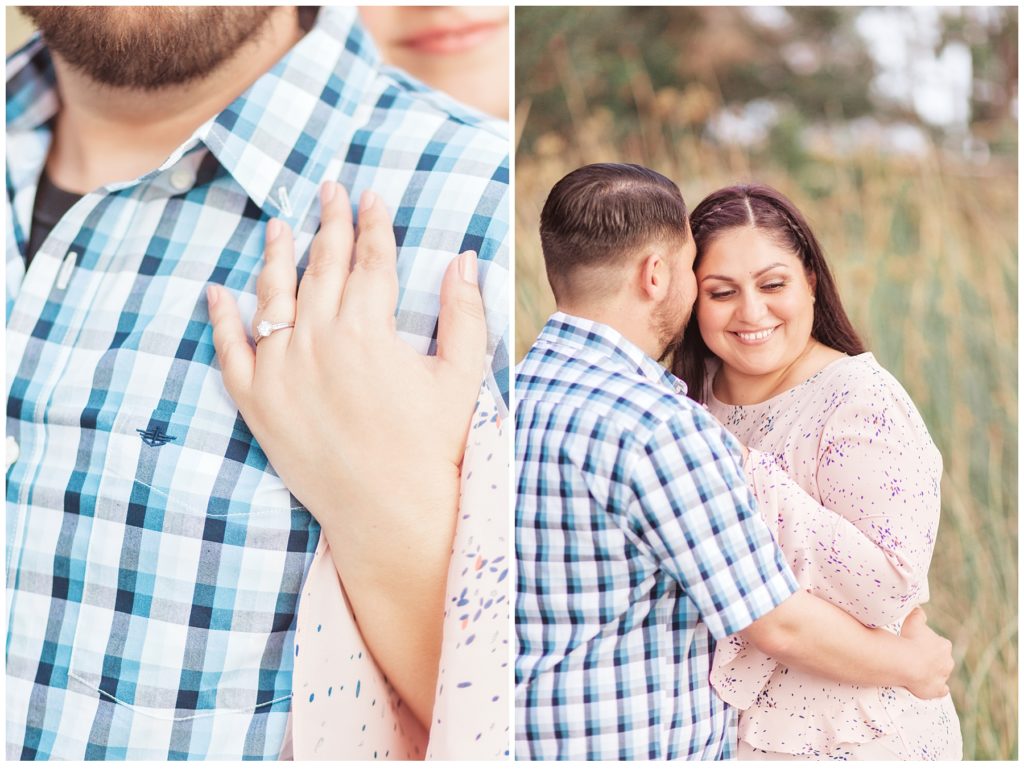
539,163,689,300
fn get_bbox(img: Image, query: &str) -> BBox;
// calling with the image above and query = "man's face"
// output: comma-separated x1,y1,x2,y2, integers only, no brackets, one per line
21,6,280,90
653,236,698,361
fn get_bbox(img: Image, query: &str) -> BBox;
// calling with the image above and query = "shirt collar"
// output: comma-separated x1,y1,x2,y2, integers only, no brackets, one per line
6,7,377,224
5,34,57,133
538,311,690,395
200,6,378,222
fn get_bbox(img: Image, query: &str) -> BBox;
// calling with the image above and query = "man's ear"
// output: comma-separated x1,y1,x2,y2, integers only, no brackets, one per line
639,252,669,302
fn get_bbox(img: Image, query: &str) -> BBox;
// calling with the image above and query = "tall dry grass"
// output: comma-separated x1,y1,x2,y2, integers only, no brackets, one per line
515,91,1018,760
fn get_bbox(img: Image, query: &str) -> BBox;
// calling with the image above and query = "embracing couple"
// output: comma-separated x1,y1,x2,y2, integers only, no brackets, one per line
514,163,963,761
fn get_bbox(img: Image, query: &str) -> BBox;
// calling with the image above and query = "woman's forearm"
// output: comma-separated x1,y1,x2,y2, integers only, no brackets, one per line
316,475,460,731
741,590,952,698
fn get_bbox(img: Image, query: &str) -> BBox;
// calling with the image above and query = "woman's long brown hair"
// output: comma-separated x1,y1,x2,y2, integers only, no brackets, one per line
671,184,866,403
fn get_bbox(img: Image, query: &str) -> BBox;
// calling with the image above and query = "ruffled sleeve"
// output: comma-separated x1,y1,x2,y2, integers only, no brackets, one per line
426,386,509,759
288,384,509,760
711,377,942,715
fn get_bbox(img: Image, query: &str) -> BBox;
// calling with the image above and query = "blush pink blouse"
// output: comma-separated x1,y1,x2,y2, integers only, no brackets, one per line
285,385,508,760
706,354,961,758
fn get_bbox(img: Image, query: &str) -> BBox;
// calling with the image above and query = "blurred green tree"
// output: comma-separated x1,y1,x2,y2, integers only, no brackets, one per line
516,6,1017,160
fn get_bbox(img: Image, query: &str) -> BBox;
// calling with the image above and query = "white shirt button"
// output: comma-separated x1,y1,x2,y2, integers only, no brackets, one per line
169,169,194,191
674,384,686,395
7,436,19,470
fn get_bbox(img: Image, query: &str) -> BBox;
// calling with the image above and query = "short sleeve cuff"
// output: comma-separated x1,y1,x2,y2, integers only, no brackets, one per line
702,533,801,641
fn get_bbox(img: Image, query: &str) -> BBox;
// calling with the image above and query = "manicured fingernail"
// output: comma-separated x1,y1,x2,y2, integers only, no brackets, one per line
460,251,478,284
321,180,337,205
206,285,219,308
266,218,282,242
359,190,376,213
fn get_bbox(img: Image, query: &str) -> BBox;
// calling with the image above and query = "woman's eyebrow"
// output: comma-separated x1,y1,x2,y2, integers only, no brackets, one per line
701,262,787,282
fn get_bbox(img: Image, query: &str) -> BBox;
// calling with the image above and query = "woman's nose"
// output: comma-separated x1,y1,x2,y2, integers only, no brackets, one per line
736,291,767,323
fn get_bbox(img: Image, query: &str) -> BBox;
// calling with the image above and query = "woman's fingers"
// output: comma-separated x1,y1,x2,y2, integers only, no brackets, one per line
207,285,255,409
296,181,354,327
341,190,400,330
436,251,487,385
904,607,926,629
252,218,298,360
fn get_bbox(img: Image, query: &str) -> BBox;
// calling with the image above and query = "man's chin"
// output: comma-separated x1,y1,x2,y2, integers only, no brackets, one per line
22,7,278,90
652,306,689,363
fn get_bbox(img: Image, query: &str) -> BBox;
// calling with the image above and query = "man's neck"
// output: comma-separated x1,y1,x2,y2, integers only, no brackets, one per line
46,7,304,194
557,301,664,362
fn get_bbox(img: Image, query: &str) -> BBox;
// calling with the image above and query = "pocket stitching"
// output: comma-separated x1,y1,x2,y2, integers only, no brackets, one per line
67,669,292,721
129,475,307,518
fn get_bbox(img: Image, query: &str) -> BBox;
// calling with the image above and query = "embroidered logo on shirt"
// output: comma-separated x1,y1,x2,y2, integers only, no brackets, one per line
137,422,176,447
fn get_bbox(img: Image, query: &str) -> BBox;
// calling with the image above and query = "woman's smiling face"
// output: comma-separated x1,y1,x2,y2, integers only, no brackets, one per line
696,225,817,383
358,6,509,118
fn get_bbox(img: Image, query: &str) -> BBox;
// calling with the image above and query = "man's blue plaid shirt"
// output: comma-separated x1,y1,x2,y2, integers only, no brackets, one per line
514,313,798,760
6,7,508,760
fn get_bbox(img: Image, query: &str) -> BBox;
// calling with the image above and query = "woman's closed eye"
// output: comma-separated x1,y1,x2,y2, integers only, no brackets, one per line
707,287,735,300
707,281,786,300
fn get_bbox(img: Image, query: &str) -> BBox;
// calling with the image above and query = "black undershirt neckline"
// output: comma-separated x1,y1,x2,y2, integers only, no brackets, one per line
25,168,83,268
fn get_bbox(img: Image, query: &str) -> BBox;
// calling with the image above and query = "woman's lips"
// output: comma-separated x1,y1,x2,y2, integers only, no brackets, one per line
732,326,778,344
396,20,506,56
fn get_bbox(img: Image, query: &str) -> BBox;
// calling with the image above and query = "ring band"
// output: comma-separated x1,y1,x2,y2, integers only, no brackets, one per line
254,319,295,344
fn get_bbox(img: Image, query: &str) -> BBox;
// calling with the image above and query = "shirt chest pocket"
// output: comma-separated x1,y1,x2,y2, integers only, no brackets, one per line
66,400,317,720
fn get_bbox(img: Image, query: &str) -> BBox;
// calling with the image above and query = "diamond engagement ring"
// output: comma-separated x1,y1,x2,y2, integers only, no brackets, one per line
254,320,295,344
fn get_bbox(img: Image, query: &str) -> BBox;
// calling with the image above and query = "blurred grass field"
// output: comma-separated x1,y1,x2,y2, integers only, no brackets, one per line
515,91,1018,760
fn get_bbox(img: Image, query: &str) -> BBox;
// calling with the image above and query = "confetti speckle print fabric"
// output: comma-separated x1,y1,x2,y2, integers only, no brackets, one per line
288,384,509,760
706,353,962,760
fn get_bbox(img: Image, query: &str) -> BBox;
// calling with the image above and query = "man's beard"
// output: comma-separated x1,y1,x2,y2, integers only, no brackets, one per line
21,7,278,90
654,296,689,363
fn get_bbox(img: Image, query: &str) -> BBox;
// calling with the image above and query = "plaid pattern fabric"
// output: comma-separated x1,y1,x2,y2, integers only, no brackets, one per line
514,313,798,760
6,7,509,760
